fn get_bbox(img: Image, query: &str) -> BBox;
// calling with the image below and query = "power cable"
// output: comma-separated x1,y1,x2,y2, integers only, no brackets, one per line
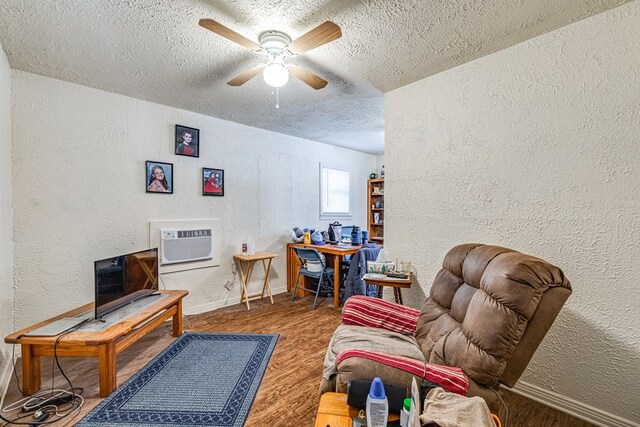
1,321,90,425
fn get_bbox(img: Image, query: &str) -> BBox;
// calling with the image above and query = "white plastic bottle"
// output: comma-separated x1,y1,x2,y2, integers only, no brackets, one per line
399,397,411,427
246,238,256,256
366,377,388,427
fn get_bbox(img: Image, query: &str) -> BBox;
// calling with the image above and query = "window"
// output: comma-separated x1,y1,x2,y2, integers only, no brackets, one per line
320,164,351,219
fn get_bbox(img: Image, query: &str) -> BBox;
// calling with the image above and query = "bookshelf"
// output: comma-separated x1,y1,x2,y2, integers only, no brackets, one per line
367,177,384,243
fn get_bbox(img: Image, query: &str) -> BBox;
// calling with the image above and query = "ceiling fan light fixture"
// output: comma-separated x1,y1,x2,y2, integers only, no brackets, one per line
263,63,289,88
200,19,340,90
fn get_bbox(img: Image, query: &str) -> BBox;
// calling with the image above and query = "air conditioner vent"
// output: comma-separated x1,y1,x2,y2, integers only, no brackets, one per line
160,228,213,265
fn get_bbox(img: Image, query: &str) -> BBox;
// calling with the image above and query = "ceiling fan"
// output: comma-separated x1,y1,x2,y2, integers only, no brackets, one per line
199,19,342,90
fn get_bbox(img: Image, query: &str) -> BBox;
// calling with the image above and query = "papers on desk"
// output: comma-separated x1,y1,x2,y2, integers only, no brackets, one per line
335,244,353,249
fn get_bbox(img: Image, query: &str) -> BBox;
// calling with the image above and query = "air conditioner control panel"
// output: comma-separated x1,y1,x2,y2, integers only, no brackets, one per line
162,230,177,240
161,229,212,240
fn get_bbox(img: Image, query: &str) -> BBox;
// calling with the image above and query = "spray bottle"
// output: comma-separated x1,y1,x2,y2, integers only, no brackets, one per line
366,377,388,427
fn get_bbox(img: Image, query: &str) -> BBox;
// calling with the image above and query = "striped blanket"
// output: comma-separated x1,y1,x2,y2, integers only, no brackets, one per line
323,296,469,395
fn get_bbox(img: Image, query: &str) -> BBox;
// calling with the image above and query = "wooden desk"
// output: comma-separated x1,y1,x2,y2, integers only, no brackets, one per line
287,243,362,308
363,274,413,305
4,290,187,398
233,252,277,310
315,392,400,426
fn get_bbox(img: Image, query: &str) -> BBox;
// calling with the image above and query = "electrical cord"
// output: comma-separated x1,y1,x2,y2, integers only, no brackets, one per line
491,387,509,427
159,274,167,290
1,322,89,425
0,411,33,427
5,388,81,413
1,389,83,426
10,346,23,396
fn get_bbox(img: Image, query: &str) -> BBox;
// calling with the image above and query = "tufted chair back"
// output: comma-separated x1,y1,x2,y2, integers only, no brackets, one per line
415,244,571,389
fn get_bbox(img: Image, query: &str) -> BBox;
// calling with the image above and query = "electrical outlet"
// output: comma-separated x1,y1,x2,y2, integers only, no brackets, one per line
224,281,232,290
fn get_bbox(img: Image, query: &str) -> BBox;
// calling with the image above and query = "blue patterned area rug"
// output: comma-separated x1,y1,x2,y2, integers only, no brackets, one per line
77,332,278,427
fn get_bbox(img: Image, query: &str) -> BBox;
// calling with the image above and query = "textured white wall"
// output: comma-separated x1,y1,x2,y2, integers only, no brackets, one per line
386,2,639,423
10,71,376,327
375,154,385,178
0,43,14,376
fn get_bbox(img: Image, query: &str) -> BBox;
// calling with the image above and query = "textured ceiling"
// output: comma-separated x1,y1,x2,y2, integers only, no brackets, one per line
0,0,629,154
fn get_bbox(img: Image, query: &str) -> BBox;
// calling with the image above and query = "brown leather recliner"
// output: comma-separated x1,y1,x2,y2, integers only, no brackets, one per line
320,243,572,404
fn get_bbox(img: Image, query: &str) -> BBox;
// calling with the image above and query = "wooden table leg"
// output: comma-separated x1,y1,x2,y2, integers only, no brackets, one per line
98,342,116,398
394,288,404,304
139,259,158,289
377,286,383,299
235,259,248,309
333,255,340,308
20,344,41,395
237,259,254,310
261,258,274,304
260,259,267,299
173,299,183,337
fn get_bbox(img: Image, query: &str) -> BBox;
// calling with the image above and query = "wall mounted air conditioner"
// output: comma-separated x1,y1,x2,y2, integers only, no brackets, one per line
160,228,213,265
149,219,221,273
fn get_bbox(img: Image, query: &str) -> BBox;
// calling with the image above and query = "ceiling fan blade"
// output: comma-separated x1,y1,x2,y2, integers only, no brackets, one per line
289,66,328,90
199,18,261,51
287,21,342,55
227,65,265,86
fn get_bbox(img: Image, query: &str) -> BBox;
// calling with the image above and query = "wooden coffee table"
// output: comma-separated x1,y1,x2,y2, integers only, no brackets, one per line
315,392,400,426
4,290,188,397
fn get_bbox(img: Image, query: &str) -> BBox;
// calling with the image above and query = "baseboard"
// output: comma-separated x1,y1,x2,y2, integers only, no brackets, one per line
508,381,639,427
184,286,288,315
0,358,12,407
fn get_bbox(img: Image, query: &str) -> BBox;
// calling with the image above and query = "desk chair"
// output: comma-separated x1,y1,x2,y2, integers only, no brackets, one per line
291,247,335,310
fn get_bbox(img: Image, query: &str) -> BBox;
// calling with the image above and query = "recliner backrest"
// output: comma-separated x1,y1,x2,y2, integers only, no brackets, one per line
414,244,571,388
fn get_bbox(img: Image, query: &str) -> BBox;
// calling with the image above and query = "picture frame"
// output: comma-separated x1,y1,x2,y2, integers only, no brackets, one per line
175,125,199,158
146,161,173,194
367,261,396,274
202,168,224,197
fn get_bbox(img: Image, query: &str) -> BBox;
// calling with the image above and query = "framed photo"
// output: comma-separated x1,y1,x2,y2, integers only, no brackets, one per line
202,168,224,196
175,125,199,158
146,161,173,194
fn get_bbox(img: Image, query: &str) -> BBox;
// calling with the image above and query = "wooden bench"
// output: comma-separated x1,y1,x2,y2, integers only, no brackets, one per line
4,289,188,397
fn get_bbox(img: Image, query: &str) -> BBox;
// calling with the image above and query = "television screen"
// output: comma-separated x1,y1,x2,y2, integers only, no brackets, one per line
94,248,159,319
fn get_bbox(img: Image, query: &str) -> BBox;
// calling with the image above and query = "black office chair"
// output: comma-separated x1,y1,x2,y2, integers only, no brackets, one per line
291,247,335,310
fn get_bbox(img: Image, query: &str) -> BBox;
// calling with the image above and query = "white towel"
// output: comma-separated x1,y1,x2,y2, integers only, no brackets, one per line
419,387,495,427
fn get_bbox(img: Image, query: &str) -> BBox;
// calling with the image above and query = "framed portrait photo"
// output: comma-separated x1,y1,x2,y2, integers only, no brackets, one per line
146,161,173,194
175,125,199,158
202,168,224,197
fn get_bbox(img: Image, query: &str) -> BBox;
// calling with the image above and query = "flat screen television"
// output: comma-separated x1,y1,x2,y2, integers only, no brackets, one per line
94,248,159,319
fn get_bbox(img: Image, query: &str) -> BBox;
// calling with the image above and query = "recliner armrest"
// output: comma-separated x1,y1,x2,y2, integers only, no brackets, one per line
342,295,420,335
336,349,469,396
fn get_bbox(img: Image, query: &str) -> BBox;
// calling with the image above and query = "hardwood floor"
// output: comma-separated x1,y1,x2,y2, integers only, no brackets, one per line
2,293,595,426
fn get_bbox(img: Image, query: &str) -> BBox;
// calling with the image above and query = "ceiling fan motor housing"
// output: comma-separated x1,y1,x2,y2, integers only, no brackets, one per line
260,31,292,64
